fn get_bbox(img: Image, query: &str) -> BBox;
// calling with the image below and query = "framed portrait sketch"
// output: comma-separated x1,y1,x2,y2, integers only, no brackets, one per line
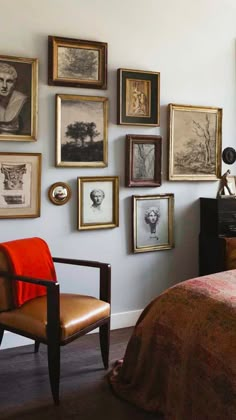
126,134,162,187
168,104,222,181
117,68,160,126
132,194,174,253
0,55,38,141
0,153,41,219
56,94,108,167
48,35,107,89
77,176,119,231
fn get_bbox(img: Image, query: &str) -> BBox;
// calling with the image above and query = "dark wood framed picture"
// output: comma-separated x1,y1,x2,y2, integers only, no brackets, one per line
132,194,174,253
126,134,162,187
56,94,108,167
168,103,222,181
0,55,38,141
48,35,107,89
77,176,119,231
48,182,72,206
0,153,41,218
117,68,160,126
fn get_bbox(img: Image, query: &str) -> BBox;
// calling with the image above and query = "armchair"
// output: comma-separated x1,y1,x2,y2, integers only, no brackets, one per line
0,238,111,405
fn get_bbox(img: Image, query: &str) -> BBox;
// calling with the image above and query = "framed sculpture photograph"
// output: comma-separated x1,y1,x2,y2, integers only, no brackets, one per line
117,68,160,126
168,104,222,181
48,182,72,205
56,94,108,167
0,55,38,141
125,134,162,187
132,194,174,253
77,176,119,230
0,153,41,218
48,35,107,89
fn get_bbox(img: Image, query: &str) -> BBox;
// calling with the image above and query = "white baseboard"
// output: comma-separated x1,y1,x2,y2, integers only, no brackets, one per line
0,309,142,350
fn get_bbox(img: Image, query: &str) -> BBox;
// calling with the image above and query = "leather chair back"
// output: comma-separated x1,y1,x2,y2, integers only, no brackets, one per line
0,251,14,311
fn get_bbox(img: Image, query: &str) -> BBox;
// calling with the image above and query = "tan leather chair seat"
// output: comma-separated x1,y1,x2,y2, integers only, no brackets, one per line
0,293,110,342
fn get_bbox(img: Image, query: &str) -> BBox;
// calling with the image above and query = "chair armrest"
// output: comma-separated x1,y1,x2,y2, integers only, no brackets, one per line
0,270,59,288
52,257,111,304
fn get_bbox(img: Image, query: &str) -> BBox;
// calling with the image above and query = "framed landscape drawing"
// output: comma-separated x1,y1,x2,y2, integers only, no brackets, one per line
77,176,119,230
0,55,38,141
117,68,160,126
0,153,41,218
132,194,174,253
48,36,107,89
126,134,162,187
168,104,222,181
56,94,108,167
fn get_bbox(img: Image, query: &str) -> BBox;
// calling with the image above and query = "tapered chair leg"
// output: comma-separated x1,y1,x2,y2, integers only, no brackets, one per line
34,341,40,353
99,320,110,369
0,327,4,347
47,341,60,405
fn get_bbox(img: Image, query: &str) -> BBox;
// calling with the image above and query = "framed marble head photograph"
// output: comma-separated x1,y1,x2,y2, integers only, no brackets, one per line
0,55,38,141
132,194,174,253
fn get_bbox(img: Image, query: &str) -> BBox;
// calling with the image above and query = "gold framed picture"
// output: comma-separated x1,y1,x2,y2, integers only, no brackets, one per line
56,94,108,167
0,55,38,141
168,103,222,181
77,176,119,230
0,153,41,218
117,68,160,126
132,194,174,253
48,35,107,89
48,182,72,205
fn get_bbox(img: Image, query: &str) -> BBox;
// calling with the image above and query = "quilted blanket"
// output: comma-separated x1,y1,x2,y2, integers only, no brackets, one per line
108,271,236,419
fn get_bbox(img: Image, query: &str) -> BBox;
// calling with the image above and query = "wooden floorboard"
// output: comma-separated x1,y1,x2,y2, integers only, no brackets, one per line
0,327,163,420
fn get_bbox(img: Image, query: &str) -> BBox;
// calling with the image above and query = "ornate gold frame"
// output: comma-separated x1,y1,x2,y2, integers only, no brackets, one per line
48,182,72,206
168,103,222,181
0,153,41,218
0,55,38,141
132,194,174,253
77,176,119,231
56,94,108,168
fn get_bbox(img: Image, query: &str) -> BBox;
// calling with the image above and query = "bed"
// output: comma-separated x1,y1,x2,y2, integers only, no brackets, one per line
108,270,236,419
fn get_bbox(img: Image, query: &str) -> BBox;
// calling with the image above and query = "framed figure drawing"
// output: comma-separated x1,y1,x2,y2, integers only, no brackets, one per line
117,68,160,126
77,176,119,230
132,194,174,253
56,94,108,167
0,55,38,141
168,104,222,181
48,36,107,89
126,134,162,187
0,153,41,218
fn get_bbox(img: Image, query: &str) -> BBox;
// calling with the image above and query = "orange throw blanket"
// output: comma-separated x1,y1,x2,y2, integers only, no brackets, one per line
0,237,57,307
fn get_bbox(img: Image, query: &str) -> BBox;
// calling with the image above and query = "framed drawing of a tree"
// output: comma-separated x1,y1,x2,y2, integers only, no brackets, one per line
168,104,222,181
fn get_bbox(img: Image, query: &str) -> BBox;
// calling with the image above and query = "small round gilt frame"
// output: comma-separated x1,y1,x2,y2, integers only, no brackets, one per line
48,182,72,206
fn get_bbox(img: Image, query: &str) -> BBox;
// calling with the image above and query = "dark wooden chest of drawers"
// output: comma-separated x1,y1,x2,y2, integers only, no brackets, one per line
200,197,236,237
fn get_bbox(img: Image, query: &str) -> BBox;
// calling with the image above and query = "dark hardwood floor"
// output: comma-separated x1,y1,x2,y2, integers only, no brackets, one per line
0,327,163,419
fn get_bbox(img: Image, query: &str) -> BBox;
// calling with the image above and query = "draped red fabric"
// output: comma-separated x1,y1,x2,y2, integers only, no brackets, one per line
0,237,57,307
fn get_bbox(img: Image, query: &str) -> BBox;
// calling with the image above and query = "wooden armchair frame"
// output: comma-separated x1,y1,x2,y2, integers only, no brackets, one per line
0,257,111,404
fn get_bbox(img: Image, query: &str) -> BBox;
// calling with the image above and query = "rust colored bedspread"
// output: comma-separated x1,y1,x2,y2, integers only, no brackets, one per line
108,271,236,419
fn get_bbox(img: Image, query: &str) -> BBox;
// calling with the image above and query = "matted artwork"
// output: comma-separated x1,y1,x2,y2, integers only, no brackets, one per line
117,68,160,126
77,176,119,230
0,55,38,141
126,134,162,187
0,153,41,218
168,104,222,181
48,36,107,89
56,94,108,167
132,194,174,253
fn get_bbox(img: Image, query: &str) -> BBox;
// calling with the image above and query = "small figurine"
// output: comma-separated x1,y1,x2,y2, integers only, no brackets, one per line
217,169,235,197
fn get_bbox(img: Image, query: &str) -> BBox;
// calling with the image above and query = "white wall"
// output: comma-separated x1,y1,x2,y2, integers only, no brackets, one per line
1,0,236,348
